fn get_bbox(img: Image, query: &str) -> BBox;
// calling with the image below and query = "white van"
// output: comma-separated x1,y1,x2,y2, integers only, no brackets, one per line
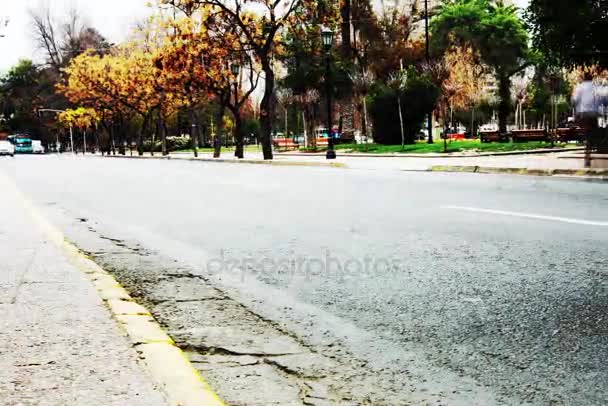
32,140,45,154
0,140,15,156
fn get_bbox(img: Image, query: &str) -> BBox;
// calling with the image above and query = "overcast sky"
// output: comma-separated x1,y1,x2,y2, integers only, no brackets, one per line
0,0,152,73
0,0,530,74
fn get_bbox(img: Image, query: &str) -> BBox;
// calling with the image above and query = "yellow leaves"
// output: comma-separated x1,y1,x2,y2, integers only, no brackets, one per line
59,2,266,119
58,107,100,129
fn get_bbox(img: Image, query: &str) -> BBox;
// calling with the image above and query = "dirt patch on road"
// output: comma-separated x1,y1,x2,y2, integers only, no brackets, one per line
74,228,419,406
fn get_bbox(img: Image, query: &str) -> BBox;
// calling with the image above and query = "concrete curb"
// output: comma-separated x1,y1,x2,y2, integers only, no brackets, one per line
429,165,608,179
0,172,226,406
104,154,348,169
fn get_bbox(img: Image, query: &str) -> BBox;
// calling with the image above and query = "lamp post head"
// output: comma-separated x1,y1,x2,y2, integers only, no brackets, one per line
321,26,334,52
231,62,241,76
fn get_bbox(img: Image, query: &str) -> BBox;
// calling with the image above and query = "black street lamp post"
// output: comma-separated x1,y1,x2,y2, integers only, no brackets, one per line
231,61,241,157
321,27,336,160
425,0,434,144
231,62,241,83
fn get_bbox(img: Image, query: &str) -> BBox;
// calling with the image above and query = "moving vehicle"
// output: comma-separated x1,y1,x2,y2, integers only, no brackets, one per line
0,140,15,156
32,140,45,154
8,135,33,154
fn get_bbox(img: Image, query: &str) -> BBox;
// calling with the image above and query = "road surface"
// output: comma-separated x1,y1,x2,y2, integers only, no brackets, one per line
1,155,606,405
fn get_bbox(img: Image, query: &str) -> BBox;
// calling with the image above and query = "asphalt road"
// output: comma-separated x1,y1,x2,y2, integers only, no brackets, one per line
1,155,607,405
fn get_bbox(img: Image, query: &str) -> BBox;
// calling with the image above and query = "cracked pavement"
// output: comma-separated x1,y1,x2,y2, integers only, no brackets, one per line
1,155,607,405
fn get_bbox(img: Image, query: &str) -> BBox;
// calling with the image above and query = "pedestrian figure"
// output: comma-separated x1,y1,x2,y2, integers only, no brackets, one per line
573,71,603,167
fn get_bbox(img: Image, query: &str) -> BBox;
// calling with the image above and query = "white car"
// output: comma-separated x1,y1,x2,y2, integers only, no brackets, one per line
32,140,45,154
0,140,15,157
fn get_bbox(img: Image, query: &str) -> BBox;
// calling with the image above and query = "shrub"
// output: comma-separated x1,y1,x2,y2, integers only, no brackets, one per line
166,136,192,151
369,70,440,145
140,136,192,153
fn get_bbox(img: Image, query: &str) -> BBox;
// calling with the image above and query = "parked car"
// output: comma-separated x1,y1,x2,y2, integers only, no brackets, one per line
8,134,33,154
32,140,45,154
0,140,15,156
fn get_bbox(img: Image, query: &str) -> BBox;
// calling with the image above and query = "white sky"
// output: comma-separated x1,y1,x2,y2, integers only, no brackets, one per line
0,0,153,73
0,0,531,74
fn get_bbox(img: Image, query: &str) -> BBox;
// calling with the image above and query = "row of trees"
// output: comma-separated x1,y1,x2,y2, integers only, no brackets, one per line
55,0,508,155
1,1,605,157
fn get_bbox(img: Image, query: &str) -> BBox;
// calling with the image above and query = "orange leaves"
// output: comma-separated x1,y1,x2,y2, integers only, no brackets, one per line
440,46,486,112
60,27,190,119
59,1,271,120
156,7,243,103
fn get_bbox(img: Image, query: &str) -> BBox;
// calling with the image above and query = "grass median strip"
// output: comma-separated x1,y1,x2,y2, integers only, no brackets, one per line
335,141,578,154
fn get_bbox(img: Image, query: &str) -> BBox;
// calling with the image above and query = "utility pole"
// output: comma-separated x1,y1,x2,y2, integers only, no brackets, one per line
425,0,434,144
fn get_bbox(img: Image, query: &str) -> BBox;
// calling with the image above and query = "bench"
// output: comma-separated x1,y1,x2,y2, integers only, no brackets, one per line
446,132,466,141
511,129,548,142
273,137,299,151
315,137,329,148
479,130,503,143
555,127,587,143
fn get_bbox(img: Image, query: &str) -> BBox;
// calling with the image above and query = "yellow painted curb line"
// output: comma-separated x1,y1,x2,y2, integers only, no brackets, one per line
430,165,478,173
0,171,226,406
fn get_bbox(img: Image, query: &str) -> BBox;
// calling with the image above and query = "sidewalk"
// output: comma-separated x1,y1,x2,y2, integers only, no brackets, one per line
0,175,168,405
128,150,608,176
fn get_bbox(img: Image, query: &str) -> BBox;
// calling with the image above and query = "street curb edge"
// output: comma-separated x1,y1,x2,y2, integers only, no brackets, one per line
0,171,226,406
429,165,608,179
103,154,349,169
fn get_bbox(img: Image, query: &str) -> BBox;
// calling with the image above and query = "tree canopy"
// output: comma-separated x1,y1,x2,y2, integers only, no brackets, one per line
527,0,608,68
431,0,530,133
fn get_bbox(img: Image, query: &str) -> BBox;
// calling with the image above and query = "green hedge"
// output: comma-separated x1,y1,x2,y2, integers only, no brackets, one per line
369,69,440,145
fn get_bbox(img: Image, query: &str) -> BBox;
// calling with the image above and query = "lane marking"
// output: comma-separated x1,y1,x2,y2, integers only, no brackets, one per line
0,170,226,406
442,206,608,227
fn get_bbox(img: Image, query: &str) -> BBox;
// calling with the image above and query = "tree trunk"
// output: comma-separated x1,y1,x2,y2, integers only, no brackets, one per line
471,107,475,138
305,105,316,149
362,97,370,150
302,110,307,147
234,112,244,159
427,113,434,144
197,113,205,148
397,94,405,148
497,73,511,135
137,115,147,156
95,127,100,154
361,98,368,140
214,102,226,158
259,61,274,160
110,123,116,155
340,0,352,60
160,117,168,156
